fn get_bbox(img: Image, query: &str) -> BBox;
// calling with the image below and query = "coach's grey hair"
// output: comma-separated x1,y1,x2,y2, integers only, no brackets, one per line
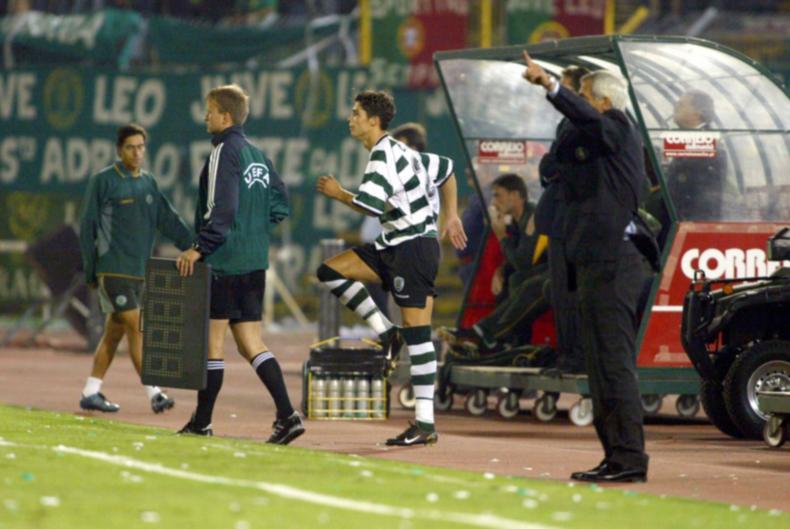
582,71,628,111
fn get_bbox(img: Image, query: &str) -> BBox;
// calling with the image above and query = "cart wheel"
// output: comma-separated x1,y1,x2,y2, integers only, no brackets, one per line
496,391,520,419
434,388,453,412
533,393,557,422
763,415,787,448
398,384,416,410
464,389,488,416
676,394,701,418
641,394,664,416
569,397,593,427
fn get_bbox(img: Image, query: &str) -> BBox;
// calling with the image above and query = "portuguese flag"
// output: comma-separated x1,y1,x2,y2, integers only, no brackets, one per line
364,0,470,88
507,0,608,44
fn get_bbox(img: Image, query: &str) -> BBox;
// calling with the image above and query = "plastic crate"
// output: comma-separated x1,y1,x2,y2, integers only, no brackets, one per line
301,343,391,420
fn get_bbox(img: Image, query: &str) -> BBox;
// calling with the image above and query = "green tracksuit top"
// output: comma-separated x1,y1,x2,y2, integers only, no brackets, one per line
193,125,289,276
79,162,194,284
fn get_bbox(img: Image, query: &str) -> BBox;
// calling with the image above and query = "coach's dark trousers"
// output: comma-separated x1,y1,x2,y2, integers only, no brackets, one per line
576,241,649,472
548,238,584,371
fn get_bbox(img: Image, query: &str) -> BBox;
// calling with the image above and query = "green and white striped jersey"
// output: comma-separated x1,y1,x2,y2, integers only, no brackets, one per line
352,135,453,249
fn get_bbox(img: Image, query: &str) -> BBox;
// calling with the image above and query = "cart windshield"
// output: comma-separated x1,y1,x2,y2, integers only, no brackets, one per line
620,41,790,222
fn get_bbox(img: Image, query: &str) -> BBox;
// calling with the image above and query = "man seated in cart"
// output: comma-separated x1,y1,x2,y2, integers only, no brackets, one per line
665,90,728,221
440,173,551,354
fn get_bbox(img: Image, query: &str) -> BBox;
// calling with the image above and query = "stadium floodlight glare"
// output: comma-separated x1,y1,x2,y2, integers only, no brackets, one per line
533,59,563,77
577,55,622,73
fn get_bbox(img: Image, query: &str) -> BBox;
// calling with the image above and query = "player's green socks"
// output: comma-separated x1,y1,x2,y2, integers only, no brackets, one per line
402,325,436,432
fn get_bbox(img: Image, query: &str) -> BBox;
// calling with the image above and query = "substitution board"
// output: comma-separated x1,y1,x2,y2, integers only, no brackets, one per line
141,258,210,390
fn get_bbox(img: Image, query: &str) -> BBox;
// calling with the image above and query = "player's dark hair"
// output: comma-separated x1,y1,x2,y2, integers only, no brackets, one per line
561,65,591,93
207,84,250,125
116,123,147,148
492,173,528,201
355,90,396,130
391,122,427,152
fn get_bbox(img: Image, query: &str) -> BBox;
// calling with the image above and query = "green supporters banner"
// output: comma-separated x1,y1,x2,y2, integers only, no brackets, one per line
506,0,606,44
0,66,465,311
0,9,143,66
147,14,335,66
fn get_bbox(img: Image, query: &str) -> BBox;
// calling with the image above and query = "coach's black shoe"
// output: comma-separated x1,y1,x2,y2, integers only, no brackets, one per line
385,422,438,446
573,463,646,483
267,412,305,445
79,392,120,413
570,461,608,481
379,327,404,376
151,392,175,414
178,414,213,436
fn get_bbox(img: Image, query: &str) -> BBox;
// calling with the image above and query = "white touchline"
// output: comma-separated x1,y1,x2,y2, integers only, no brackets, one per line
0,439,557,529
209,445,483,488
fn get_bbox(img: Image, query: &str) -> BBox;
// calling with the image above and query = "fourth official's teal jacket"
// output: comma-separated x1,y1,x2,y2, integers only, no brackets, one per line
193,125,289,276
79,162,194,284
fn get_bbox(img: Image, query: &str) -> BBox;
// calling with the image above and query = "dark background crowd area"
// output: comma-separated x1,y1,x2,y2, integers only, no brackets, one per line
1,1,788,23
0,0,358,21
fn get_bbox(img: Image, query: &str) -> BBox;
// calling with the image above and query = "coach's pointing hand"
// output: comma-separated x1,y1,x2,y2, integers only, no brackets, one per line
522,50,553,90
176,248,201,277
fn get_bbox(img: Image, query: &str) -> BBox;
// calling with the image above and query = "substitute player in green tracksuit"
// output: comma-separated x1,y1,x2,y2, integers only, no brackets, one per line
176,84,304,445
78,123,194,414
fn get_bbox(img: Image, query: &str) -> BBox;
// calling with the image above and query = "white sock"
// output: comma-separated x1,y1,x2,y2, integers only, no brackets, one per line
144,385,161,400
367,311,393,337
322,277,392,335
82,376,103,397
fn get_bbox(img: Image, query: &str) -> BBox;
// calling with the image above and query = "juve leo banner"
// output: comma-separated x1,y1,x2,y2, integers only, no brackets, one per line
0,66,464,311
368,0,470,89
506,0,607,44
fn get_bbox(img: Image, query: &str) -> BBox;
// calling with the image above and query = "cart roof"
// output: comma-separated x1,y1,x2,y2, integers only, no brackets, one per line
435,35,790,222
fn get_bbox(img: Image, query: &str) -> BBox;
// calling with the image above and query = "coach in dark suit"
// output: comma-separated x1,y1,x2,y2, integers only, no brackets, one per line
523,51,649,483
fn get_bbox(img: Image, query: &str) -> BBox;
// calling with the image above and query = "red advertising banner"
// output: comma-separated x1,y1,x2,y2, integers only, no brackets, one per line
477,140,529,164
638,223,789,367
662,131,720,159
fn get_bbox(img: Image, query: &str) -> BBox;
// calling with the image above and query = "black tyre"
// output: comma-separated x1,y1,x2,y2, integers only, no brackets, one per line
700,379,744,438
723,340,790,439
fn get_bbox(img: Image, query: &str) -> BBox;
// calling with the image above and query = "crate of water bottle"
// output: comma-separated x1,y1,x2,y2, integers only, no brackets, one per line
306,373,389,420
301,343,391,420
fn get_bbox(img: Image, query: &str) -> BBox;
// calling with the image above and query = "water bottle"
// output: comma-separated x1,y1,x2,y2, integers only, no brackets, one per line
356,378,370,418
342,378,356,418
311,377,326,418
328,378,341,418
371,378,384,418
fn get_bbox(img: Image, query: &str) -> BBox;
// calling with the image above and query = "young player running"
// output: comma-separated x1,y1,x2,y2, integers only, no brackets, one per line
316,90,467,445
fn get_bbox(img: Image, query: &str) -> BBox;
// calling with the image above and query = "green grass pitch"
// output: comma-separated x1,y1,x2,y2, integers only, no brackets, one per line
0,405,787,529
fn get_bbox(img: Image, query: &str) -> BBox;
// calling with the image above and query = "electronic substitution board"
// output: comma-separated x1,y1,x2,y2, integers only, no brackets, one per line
141,258,210,390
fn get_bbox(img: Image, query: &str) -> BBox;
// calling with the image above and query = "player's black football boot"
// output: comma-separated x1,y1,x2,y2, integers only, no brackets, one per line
385,421,438,446
267,412,305,445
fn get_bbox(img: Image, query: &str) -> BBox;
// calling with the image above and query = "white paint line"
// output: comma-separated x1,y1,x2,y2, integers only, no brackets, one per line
0,439,556,529
651,306,684,312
